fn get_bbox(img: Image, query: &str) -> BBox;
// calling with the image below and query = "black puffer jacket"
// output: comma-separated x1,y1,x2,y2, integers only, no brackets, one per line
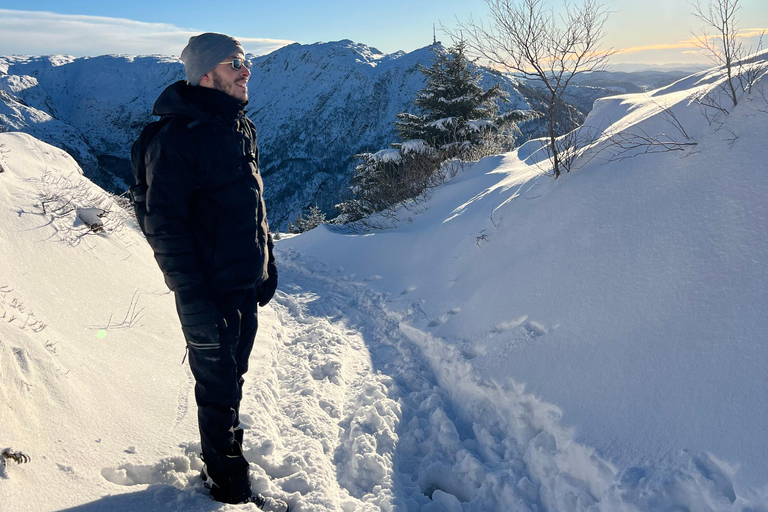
144,81,274,306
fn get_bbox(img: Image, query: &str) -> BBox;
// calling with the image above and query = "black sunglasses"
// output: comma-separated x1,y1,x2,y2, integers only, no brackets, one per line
218,58,251,70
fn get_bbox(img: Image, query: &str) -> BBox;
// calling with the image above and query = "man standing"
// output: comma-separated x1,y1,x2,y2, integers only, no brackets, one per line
139,33,285,510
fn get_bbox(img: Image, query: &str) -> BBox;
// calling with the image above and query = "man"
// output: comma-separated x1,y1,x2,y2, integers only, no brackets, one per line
140,33,285,510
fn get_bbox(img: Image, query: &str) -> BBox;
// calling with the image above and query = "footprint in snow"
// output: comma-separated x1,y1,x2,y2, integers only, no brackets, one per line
491,316,549,337
522,321,548,337
57,463,75,474
101,455,199,487
401,286,416,295
428,316,448,327
311,356,343,383
428,308,461,327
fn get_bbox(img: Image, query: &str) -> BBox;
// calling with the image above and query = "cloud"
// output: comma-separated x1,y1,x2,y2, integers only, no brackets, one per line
616,39,700,56
0,9,294,57
615,28,767,57
739,28,768,38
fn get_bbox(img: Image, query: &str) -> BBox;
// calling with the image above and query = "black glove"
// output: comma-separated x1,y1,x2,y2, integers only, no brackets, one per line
257,235,278,307
257,268,277,307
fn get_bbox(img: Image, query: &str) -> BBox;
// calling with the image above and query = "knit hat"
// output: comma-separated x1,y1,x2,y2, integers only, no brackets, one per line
180,33,244,86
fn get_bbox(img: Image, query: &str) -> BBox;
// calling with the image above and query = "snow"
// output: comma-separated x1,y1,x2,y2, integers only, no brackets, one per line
2,56,768,511
75,207,107,232
465,120,495,132
427,117,457,131
400,140,431,155
371,148,402,163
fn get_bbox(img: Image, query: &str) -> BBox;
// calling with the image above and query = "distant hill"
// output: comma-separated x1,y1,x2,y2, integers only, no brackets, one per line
567,69,694,93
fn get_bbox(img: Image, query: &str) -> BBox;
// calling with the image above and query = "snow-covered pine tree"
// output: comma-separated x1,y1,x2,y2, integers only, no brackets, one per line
396,40,529,156
336,143,440,223
289,204,327,232
302,205,326,230
335,41,535,224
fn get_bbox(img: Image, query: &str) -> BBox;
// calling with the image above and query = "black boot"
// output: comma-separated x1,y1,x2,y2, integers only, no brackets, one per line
201,465,289,510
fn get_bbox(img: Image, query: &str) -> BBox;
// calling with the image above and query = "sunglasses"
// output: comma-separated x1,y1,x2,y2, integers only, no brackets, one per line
218,58,251,70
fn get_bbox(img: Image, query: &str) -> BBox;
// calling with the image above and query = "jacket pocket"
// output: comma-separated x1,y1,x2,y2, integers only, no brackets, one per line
175,295,221,347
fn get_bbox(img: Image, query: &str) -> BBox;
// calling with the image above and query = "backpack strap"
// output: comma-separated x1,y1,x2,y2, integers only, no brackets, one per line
130,116,171,203
129,115,203,204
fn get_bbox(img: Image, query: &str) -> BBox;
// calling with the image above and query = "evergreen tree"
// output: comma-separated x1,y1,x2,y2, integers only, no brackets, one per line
302,205,326,230
396,40,526,153
336,41,537,223
289,204,327,233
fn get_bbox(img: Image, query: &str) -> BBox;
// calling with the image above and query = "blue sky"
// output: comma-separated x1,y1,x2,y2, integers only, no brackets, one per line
1,0,767,66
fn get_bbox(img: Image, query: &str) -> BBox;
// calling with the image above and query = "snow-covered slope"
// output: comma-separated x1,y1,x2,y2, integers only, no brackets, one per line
0,132,196,510
0,54,185,191
3,55,767,511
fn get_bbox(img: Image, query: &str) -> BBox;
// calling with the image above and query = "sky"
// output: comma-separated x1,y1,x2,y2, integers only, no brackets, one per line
0,0,767,68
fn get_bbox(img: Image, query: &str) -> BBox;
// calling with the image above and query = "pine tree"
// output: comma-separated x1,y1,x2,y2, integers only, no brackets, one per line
290,204,327,232
336,40,536,223
303,205,326,230
395,40,525,153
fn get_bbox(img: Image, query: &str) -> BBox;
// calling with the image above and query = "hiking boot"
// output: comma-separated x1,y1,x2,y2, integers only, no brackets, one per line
243,492,290,512
201,465,289,511
200,464,215,489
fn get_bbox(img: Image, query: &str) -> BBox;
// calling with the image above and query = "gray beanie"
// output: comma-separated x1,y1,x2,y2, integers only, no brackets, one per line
180,33,244,86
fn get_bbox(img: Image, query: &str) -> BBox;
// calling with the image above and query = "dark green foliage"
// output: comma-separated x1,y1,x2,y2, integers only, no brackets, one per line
337,41,537,223
395,41,526,151
288,204,327,233
337,143,440,222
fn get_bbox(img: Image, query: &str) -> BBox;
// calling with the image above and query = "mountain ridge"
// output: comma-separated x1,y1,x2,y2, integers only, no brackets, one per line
1,40,690,228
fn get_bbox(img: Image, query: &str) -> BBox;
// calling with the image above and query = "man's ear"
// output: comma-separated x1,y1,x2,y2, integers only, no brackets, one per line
199,72,213,87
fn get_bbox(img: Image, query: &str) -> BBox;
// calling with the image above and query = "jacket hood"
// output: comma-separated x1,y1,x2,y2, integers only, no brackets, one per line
152,80,247,122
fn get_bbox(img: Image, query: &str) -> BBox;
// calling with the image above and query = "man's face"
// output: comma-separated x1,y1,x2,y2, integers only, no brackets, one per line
201,51,250,102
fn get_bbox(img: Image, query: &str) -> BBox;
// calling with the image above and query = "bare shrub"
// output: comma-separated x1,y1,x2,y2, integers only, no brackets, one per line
691,0,766,106
454,0,617,177
28,170,134,246
595,106,698,163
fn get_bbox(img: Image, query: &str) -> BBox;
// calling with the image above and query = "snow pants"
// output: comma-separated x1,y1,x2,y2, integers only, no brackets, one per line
176,287,258,488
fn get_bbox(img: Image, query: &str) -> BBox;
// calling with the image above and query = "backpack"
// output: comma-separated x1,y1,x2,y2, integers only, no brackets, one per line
130,116,173,235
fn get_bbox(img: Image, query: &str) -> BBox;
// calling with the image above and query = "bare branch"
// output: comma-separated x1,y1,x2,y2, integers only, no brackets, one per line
602,128,698,162
450,0,616,177
2,448,31,466
690,0,767,108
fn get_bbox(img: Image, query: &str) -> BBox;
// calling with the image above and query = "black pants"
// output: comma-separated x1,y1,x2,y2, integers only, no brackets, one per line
176,288,258,485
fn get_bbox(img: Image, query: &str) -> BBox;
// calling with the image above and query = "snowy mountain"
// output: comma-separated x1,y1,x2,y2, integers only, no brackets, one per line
0,40,636,229
0,54,185,192
1,51,767,511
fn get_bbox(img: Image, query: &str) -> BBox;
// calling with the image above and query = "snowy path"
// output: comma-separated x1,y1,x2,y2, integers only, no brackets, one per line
243,247,754,512
14,243,755,512
243,250,611,511
66,250,567,512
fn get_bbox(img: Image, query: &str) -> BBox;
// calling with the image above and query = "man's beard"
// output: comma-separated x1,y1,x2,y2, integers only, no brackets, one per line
212,72,247,101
